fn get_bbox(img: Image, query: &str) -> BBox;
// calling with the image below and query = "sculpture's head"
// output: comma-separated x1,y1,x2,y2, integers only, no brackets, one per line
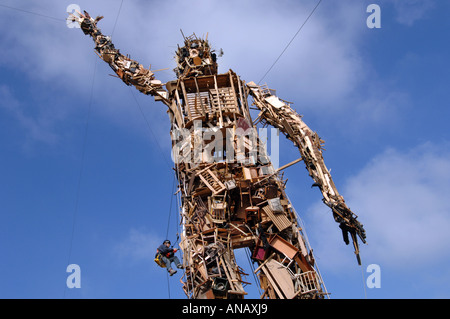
174,32,220,78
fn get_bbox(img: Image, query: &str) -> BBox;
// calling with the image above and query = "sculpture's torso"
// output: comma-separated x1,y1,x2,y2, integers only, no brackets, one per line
167,71,324,298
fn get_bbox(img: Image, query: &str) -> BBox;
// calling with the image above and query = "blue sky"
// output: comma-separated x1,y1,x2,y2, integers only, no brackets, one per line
1,0,449,299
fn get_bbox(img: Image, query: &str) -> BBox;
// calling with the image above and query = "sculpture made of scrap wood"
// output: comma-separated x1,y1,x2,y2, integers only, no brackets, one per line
68,10,366,299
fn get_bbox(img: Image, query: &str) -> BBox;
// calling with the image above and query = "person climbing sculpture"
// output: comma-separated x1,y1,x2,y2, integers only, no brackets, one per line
156,240,183,276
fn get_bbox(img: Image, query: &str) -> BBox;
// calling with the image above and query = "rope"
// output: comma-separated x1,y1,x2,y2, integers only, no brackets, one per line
165,169,181,299
63,58,97,298
166,271,171,298
361,265,368,299
0,3,65,22
175,184,180,245
245,247,262,296
64,2,124,298
166,173,176,240
174,164,182,247
258,0,323,84
128,87,173,169
111,0,124,38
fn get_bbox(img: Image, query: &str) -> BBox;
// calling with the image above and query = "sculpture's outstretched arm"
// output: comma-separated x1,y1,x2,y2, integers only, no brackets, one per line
247,81,366,265
68,10,168,103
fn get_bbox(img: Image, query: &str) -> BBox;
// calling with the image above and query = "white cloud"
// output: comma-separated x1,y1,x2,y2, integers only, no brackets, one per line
0,85,60,145
391,0,435,26
114,228,162,264
306,142,450,273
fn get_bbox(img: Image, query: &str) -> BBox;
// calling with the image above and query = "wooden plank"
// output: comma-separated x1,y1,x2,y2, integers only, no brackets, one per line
261,263,285,299
264,259,295,299
213,75,224,127
219,256,240,293
197,168,226,195
182,73,230,92
268,235,298,259
294,254,314,273
174,89,185,126
276,158,302,173
262,205,291,231
198,174,215,194
236,75,247,117
229,71,240,110
186,93,203,118
169,99,183,129
253,252,276,274
281,118,295,136
180,80,192,121
207,169,226,191
194,76,207,116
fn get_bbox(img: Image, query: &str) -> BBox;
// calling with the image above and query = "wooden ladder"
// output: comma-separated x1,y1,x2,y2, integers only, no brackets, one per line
197,165,226,195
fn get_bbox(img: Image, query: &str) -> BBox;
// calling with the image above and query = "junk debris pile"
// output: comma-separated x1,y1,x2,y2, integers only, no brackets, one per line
68,9,366,299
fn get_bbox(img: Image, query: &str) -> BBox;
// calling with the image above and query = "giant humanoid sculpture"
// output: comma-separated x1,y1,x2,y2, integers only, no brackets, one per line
69,10,366,299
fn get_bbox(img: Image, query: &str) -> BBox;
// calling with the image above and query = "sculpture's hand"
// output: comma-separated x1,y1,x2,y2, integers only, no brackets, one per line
67,10,104,36
68,10,168,102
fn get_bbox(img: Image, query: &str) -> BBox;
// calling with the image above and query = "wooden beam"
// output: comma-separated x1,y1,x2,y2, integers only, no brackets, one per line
180,80,192,121
213,75,224,127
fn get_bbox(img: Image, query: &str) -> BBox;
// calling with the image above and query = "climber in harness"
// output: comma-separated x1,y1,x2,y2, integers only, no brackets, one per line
155,239,183,276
